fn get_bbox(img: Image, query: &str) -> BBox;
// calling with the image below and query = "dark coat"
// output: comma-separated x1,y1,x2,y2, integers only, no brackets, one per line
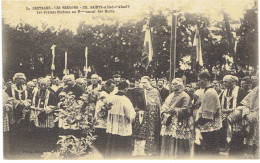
158,87,169,103
62,84,85,99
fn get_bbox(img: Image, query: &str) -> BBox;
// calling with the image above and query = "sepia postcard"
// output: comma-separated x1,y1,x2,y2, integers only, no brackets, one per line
1,0,259,160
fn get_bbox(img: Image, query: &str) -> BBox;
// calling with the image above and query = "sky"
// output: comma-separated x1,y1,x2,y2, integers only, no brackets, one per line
2,0,256,33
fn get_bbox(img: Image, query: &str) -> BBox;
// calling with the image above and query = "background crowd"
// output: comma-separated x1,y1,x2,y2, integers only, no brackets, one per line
2,70,259,159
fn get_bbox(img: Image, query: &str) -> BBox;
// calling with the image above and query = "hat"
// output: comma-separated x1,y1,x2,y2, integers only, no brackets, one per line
141,76,150,81
242,76,251,84
63,74,75,81
13,73,26,81
172,78,183,85
233,76,238,82
76,78,86,85
27,81,35,87
118,81,129,90
223,75,236,82
39,78,50,85
91,74,98,79
58,92,67,97
113,74,121,78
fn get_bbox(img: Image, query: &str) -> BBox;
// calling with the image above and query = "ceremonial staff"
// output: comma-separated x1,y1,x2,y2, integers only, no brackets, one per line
63,50,68,75
84,46,88,77
51,45,56,77
223,10,238,76
169,10,178,93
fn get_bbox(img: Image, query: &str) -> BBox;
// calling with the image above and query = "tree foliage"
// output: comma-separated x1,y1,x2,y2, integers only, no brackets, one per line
236,7,258,69
2,9,258,81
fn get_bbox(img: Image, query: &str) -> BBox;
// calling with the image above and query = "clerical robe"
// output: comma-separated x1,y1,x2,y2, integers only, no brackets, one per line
160,91,193,158
196,87,222,155
30,89,57,128
5,84,28,101
29,88,58,153
241,86,259,158
105,92,136,158
219,86,248,155
132,88,162,156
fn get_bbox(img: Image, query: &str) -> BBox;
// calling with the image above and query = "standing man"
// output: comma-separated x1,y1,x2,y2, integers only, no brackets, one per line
27,81,36,100
98,76,103,85
76,78,87,90
32,79,38,87
196,71,222,156
238,77,252,105
160,78,192,158
30,78,58,128
219,75,248,156
3,91,14,159
212,80,222,95
112,74,121,95
62,74,85,99
241,85,259,158
50,77,60,93
35,54,46,78
150,78,157,88
5,73,28,100
251,75,258,89
135,80,140,88
94,79,115,155
157,79,169,103
6,80,13,89
113,74,121,86
30,78,58,153
132,76,162,157
163,77,169,90
105,81,136,158
87,74,102,93
5,73,31,156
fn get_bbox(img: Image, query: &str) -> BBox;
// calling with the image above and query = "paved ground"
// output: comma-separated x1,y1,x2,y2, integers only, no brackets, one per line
3,127,235,160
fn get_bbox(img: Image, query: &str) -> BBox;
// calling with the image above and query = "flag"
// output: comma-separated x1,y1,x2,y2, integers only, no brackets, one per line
192,24,203,72
50,45,56,71
141,20,153,70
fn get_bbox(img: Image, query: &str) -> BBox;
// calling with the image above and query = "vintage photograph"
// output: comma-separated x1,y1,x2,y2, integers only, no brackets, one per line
1,0,259,160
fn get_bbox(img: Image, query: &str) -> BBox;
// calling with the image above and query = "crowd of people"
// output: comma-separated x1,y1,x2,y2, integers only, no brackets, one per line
2,71,259,159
